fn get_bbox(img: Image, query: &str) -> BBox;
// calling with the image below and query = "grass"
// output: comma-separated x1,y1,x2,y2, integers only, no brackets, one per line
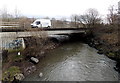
108,52,115,56
8,47,24,53
2,66,21,81
13,54,24,62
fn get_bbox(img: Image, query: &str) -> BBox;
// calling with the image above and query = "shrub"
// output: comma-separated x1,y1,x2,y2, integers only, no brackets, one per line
2,66,21,81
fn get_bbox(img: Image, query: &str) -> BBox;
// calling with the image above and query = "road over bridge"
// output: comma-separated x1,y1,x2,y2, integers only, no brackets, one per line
1,28,92,38
0,28,92,49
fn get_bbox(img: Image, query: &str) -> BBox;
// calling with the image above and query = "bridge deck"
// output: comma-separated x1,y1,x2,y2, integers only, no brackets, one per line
0,30,86,38
0,27,92,32
0,29,89,49
43,28,92,30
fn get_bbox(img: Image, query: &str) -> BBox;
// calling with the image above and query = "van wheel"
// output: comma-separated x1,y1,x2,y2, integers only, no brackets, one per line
36,26,38,28
47,26,50,28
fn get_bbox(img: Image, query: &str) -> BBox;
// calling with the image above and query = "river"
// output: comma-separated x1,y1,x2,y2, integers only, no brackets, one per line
24,42,119,81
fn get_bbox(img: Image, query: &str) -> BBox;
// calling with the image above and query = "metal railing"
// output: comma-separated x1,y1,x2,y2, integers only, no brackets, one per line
0,22,19,28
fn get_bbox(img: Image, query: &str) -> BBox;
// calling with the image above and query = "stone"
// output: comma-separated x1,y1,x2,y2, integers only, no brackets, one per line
24,65,36,75
30,57,39,64
18,52,21,55
39,72,43,77
14,73,25,80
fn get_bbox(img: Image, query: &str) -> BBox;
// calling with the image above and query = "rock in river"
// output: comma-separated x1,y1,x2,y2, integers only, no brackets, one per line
30,57,39,64
39,72,43,77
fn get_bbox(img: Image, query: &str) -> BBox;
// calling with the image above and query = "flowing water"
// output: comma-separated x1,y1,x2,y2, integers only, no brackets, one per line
24,42,119,81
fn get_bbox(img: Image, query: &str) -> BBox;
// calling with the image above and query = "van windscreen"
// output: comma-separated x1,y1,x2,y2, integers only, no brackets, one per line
36,21,40,25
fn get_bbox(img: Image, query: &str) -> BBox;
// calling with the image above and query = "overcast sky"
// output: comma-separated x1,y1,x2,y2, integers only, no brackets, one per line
0,0,120,18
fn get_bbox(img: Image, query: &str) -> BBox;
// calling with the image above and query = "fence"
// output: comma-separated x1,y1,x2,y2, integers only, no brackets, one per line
0,22,19,28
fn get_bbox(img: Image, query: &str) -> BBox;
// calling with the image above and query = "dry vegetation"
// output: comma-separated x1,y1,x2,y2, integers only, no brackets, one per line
100,33,118,45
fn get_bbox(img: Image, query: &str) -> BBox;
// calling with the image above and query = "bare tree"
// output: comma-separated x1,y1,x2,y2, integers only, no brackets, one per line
14,7,21,19
18,16,32,29
79,8,101,28
1,7,15,22
107,5,118,25
60,17,67,28
61,17,66,21
70,14,79,27
1,7,8,21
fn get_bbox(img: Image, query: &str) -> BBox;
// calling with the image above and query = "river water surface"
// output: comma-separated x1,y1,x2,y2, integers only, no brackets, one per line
24,42,119,81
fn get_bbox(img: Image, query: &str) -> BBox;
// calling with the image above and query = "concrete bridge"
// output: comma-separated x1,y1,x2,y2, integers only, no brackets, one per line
0,28,92,49
1,28,92,38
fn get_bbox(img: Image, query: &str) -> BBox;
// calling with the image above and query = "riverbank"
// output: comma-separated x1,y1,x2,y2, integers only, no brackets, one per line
84,27,120,73
2,36,59,82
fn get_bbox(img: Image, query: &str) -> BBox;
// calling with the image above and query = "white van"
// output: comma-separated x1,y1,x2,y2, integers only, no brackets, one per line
31,19,51,28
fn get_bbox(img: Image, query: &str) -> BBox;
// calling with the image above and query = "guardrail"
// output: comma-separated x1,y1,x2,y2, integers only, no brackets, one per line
0,22,19,28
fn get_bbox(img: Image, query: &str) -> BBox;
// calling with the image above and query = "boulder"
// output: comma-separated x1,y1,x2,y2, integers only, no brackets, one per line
30,57,39,64
14,73,25,81
18,52,21,55
39,72,43,77
24,65,36,75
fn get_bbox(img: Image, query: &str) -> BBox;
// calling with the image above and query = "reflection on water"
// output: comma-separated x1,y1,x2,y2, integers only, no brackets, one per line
24,42,118,81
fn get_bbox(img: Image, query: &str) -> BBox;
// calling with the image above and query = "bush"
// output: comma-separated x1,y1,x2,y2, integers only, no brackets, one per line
2,66,21,81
